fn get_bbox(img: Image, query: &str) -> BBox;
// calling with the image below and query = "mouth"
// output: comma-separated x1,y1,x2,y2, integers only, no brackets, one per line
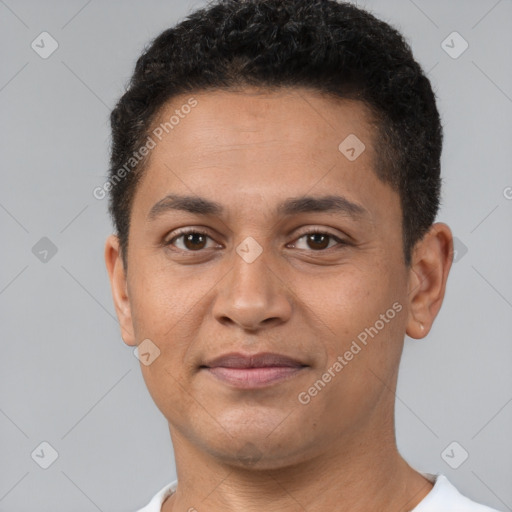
200,352,309,389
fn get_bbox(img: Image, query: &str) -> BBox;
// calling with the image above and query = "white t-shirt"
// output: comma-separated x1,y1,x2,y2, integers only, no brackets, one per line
135,472,502,512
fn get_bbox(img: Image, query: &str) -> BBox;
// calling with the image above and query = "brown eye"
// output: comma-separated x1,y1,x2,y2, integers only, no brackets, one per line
181,232,207,250
306,233,330,250
291,230,348,251
166,230,215,251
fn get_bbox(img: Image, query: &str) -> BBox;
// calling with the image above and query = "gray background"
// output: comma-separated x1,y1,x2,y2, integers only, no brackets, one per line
1,0,511,510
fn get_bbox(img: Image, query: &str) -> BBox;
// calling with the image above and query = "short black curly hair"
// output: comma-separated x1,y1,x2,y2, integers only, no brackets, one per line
107,0,442,269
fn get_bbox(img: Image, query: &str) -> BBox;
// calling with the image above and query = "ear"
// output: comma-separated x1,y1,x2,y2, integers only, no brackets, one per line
406,222,453,339
104,234,136,346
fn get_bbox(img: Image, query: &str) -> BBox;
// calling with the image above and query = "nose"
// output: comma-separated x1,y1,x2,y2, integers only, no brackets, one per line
212,245,293,331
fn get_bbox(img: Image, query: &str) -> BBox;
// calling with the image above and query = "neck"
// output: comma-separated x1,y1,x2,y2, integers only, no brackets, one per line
162,413,433,512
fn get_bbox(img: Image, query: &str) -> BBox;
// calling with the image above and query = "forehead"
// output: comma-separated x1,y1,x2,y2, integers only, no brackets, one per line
149,87,376,168
132,87,398,225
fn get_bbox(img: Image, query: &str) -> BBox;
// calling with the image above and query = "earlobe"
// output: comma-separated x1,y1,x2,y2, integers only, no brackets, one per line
405,223,453,340
104,234,136,346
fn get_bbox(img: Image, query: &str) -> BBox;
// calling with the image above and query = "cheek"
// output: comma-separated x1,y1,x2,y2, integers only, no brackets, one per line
140,359,199,432
299,261,406,376
128,260,208,338
130,269,203,419
128,261,219,384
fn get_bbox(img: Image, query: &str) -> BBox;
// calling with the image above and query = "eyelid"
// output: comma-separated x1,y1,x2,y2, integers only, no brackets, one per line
292,226,347,241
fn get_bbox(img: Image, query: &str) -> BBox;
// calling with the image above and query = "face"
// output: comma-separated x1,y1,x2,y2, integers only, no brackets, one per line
105,87,452,469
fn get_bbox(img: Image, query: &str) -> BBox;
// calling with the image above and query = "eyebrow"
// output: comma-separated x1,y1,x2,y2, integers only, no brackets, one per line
147,193,369,222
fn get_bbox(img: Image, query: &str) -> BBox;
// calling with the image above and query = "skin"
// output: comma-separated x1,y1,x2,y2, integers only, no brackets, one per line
105,87,453,512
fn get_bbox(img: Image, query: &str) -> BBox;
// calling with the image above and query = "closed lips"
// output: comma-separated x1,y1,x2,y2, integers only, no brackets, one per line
202,352,307,369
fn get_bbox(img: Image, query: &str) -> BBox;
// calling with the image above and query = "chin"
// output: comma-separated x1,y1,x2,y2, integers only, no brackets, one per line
197,422,316,471
209,440,309,471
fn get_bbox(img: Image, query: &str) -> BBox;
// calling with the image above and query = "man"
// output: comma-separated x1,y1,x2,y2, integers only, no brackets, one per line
104,0,501,510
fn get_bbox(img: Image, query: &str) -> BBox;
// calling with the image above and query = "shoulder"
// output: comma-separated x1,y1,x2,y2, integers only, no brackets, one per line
413,473,503,512
134,480,178,512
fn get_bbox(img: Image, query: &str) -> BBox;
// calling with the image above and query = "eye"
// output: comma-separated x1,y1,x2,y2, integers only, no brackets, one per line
289,229,348,251
165,229,219,251
164,227,349,253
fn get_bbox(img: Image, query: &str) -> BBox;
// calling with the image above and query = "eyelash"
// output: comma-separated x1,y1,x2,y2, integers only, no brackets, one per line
164,227,349,252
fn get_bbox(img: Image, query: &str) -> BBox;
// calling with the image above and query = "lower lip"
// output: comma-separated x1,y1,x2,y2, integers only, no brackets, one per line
203,366,306,388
